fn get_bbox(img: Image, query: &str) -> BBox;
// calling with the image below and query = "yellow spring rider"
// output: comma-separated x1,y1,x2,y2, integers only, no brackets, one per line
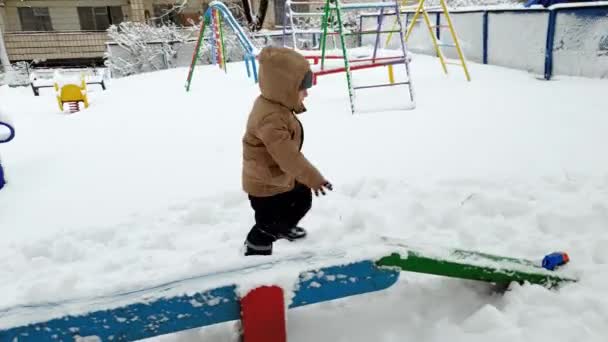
54,76,89,113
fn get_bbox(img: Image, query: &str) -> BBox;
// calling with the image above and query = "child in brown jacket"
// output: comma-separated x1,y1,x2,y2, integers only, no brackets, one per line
242,47,333,256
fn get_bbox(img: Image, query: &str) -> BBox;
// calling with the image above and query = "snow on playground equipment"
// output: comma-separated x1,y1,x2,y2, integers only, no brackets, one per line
0,114,15,191
185,1,260,91
30,68,107,96
361,2,608,80
186,1,414,114
282,0,328,49
54,75,90,114
389,0,471,81
211,7,227,71
313,0,416,114
0,238,576,341
283,0,415,113
378,0,471,81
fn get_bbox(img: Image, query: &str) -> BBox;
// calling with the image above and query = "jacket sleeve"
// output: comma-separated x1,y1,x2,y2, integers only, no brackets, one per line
256,112,324,188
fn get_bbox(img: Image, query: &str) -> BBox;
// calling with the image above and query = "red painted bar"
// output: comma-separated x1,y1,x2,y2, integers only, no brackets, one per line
241,286,287,342
314,58,405,77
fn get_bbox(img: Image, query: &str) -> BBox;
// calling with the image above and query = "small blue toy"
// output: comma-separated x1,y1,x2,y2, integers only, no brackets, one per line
542,252,570,271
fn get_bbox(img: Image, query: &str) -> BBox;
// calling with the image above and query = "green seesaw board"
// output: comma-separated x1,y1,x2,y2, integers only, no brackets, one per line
377,238,577,288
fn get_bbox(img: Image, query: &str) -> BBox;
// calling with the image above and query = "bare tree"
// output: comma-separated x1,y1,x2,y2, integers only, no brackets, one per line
0,22,13,83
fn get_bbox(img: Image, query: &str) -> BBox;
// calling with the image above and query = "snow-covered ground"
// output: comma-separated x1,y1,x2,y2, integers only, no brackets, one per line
1,54,607,341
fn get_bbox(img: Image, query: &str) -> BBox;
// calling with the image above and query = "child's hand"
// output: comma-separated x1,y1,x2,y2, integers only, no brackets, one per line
313,181,333,197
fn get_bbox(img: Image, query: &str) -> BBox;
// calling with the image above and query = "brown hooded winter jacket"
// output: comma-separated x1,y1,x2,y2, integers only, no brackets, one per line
242,47,324,197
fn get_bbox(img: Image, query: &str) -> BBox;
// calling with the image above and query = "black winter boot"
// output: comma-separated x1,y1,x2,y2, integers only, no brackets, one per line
244,240,272,256
277,227,307,241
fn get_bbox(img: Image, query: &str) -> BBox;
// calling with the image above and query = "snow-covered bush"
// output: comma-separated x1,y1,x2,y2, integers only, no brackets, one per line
0,61,34,87
104,18,258,78
104,22,196,77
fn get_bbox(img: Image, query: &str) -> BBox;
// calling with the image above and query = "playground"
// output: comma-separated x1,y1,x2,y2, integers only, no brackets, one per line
0,0,607,341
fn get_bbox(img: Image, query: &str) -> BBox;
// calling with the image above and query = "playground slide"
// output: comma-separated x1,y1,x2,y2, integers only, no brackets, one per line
208,1,258,56
185,1,260,91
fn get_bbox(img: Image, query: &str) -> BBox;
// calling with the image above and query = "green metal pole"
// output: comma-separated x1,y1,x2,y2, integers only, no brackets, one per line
333,0,355,114
320,0,332,70
218,12,228,73
376,250,577,289
185,15,209,92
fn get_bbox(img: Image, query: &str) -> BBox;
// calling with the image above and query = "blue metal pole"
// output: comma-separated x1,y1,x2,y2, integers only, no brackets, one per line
483,11,488,65
0,120,13,191
250,54,259,83
544,9,558,80
245,56,252,78
358,15,363,47
436,12,440,41
0,162,5,190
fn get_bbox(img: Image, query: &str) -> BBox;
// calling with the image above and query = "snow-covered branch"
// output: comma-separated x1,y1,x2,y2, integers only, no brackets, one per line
104,19,254,77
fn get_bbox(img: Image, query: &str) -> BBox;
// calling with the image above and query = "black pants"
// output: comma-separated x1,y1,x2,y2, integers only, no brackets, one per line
245,183,312,251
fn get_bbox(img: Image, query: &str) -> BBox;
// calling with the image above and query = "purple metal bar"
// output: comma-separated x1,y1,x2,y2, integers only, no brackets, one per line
210,9,218,66
360,58,406,67
353,81,410,90
372,7,386,63
394,1,414,102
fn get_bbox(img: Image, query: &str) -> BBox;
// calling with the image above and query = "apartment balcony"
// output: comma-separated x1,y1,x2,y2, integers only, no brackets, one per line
3,31,108,63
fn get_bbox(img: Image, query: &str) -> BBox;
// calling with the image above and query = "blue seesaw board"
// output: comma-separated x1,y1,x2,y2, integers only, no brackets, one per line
0,258,399,341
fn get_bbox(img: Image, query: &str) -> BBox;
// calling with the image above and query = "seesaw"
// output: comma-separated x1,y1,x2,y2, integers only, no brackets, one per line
0,239,576,341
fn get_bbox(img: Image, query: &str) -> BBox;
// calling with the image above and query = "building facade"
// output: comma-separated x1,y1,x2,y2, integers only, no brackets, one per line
0,0,290,66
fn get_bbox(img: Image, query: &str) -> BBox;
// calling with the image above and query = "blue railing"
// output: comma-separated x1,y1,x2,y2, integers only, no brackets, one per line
362,2,608,80
0,121,14,144
0,119,14,190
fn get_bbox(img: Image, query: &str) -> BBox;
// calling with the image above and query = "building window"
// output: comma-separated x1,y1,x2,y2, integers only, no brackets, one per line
78,6,124,31
18,7,53,31
153,4,180,26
